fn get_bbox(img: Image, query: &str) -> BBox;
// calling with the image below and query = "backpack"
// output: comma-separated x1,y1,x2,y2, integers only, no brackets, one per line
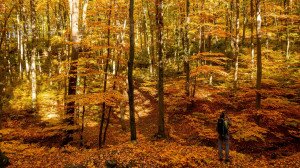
0,151,10,167
217,118,228,139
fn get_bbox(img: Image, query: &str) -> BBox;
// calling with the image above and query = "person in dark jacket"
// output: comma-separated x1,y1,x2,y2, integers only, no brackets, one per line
0,151,9,167
216,112,231,162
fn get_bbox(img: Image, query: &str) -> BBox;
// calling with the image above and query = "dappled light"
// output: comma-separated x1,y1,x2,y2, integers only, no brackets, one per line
0,0,299,167
38,92,62,123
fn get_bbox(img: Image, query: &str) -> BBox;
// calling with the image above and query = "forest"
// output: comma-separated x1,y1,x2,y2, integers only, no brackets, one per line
0,0,299,167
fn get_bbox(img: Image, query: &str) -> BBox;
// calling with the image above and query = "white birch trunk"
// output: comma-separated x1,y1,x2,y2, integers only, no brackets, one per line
30,0,37,111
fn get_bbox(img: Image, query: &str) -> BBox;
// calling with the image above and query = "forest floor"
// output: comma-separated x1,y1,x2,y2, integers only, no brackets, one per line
1,78,300,167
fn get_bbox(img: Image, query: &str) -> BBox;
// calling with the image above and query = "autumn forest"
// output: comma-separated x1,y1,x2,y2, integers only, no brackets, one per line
0,0,299,167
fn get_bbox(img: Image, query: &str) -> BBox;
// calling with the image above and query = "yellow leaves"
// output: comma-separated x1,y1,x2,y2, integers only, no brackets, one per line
262,97,293,110
190,52,228,78
66,93,103,105
1,140,56,167
86,160,97,168
288,130,300,139
191,52,225,60
139,86,156,96
270,153,300,167
164,80,189,112
1,140,31,152
66,90,124,107
63,145,79,153
203,57,228,65
285,118,300,128
0,128,14,135
256,110,285,128
50,35,65,47
261,78,280,87
48,147,59,153
42,125,79,133
168,125,186,144
1,126,299,167
208,29,230,38
191,65,228,77
185,115,217,139
9,82,32,111
231,114,268,142
198,11,216,21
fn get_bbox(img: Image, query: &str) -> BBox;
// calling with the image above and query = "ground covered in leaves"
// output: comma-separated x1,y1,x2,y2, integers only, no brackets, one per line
1,80,300,167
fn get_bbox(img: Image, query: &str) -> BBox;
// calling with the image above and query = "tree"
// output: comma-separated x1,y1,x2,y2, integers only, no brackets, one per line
0,53,4,129
80,0,89,147
156,0,165,138
284,0,290,60
184,0,190,110
241,0,247,47
233,0,240,91
256,0,262,109
250,0,255,79
99,1,113,148
82,0,89,32
0,3,15,50
30,0,37,112
16,0,24,79
229,0,234,53
0,1,15,129
44,0,52,78
128,0,137,141
146,1,156,76
64,0,80,145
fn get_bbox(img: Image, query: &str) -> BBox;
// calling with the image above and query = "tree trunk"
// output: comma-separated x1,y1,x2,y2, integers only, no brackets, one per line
80,75,86,147
17,12,23,80
119,19,127,132
82,0,89,32
250,0,255,80
256,0,262,109
103,58,119,145
128,0,137,141
175,27,180,73
147,2,155,76
0,4,16,127
120,90,127,131
99,2,112,148
230,0,235,53
0,51,4,129
184,0,190,111
22,2,30,78
156,0,165,138
79,0,89,143
64,0,80,145
142,0,149,73
284,0,290,60
262,1,269,50
233,0,240,91
241,0,246,47
80,0,89,146
30,0,37,111
0,4,15,50
46,0,52,78
193,0,205,98
208,34,212,52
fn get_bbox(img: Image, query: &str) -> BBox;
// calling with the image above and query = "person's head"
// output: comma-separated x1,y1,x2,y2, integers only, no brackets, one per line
220,112,225,119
